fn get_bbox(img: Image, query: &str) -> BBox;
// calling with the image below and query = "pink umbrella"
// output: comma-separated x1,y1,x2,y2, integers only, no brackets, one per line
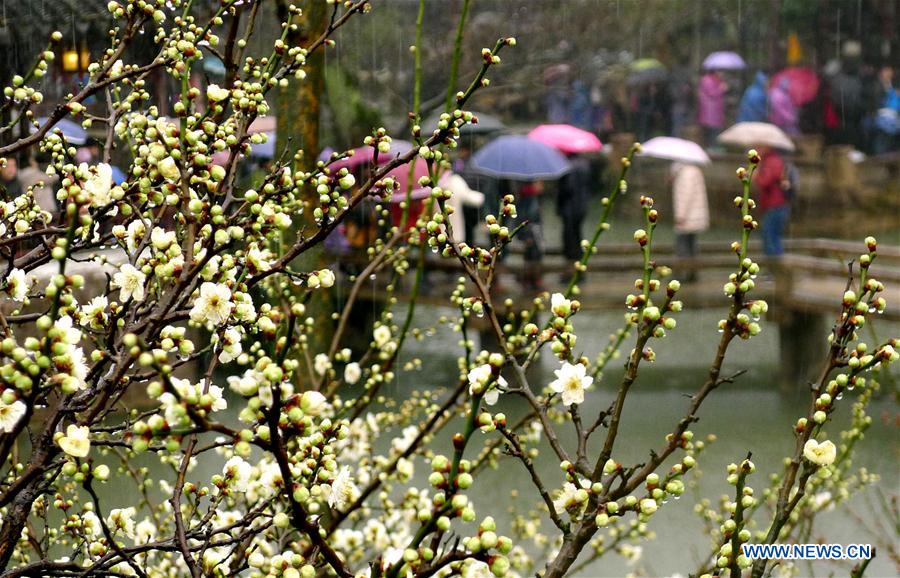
770,67,820,105
528,124,602,154
328,140,415,171
248,116,277,134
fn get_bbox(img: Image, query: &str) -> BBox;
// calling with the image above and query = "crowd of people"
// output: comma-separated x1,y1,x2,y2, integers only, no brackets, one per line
545,58,899,156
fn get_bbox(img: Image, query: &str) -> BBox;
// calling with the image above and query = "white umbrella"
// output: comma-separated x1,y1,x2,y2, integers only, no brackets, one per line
718,122,795,152
638,137,710,166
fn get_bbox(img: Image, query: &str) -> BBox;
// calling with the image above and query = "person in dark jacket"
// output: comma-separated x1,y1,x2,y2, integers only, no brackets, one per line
0,157,23,201
557,154,592,267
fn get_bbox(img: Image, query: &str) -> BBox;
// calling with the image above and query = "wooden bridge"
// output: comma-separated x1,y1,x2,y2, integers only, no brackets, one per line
352,237,900,387
364,237,900,317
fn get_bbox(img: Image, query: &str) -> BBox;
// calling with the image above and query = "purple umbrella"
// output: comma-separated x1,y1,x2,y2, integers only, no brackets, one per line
249,132,275,159
703,51,747,71
470,135,571,181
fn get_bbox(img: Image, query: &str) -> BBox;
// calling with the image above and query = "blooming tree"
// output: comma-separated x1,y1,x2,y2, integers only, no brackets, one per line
0,2,895,578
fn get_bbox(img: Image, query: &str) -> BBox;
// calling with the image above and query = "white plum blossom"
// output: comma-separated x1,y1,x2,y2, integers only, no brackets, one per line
232,291,257,323
157,156,180,181
150,227,176,251
327,466,358,511
222,456,253,492
79,296,108,330
81,163,114,208
621,544,643,565
549,362,592,406
5,268,29,301
307,268,335,289
803,439,837,467
134,519,156,545
0,400,27,433
373,325,392,348
67,345,89,390
80,511,103,539
124,218,147,253
113,264,146,302
391,425,419,453
227,370,260,397
344,362,362,384
206,84,230,102
552,482,582,514
246,245,272,273
52,317,88,391
463,560,493,578
190,282,234,327
319,268,336,287
108,507,136,539
550,292,572,317
55,315,82,345
314,353,332,376
58,424,90,458
206,385,228,412
218,327,243,364
300,391,327,416
467,364,507,405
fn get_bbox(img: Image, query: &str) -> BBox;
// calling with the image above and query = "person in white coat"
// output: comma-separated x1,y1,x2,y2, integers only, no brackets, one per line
438,172,484,245
671,162,709,283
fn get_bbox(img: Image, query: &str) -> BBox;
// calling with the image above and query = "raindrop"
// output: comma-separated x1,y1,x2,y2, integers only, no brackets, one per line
835,393,844,401
475,310,484,318
369,274,376,280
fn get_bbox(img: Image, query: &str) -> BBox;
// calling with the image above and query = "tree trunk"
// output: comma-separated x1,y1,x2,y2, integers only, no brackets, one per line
275,0,334,379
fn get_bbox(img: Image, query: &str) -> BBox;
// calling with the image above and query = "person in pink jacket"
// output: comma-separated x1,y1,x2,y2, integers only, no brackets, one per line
698,71,727,145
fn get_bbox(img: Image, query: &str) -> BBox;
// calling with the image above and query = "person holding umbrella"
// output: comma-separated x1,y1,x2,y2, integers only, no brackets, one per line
769,78,799,136
698,70,728,146
753,146,792,258
469,134,572,292
639,137,711,284
527,125,602,280
671,161,709,283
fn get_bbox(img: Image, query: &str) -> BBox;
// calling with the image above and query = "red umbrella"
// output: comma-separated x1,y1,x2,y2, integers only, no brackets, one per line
771,67,820,105
386,158,431,228
386,158,431,203
327,140,415,171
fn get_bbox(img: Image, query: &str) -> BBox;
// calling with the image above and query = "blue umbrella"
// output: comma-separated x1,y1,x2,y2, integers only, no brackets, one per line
110,165,127,184
32,117,88,145
249,132,275,159
469,135,571,180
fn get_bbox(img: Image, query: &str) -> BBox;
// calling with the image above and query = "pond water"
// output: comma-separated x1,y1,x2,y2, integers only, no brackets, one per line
388,307,898,577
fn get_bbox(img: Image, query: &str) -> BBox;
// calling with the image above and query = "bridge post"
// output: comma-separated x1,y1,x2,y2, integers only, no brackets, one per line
773,262,827,390
777,309,827,391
